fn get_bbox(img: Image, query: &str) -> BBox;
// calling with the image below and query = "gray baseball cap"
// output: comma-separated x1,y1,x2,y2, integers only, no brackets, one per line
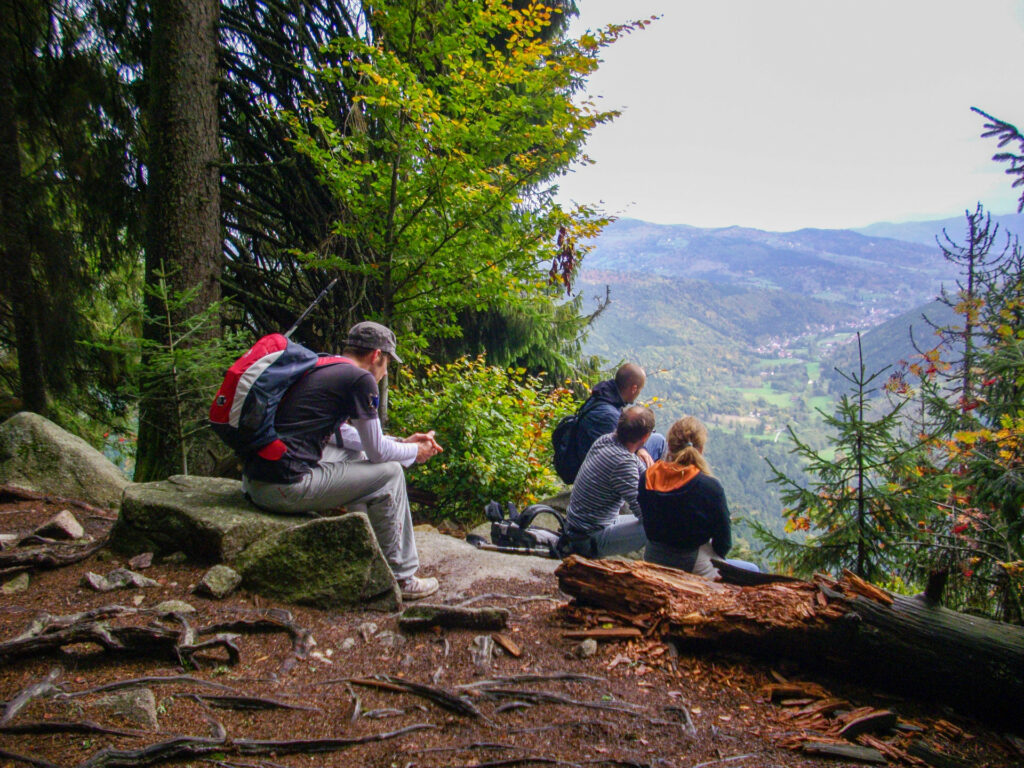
346,321,403,363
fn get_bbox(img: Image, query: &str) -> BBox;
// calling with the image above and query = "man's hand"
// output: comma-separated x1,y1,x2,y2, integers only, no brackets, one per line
636,447,654,468
404,430,443,464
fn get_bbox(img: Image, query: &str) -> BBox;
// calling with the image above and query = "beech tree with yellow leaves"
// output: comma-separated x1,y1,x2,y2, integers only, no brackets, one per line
283,0,652,366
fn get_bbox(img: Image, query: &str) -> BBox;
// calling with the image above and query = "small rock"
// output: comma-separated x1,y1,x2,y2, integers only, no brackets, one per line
152,600,196,615
376,630,405,649
435,518,461,536
162,551,188,564
95,688,158,730
83,569,159,592
310,650,333,665
0,533,19,549
105,568,159,590
358,622,378,642
128,552,154,570
339,638,357,652
82,572,112,591
400,653,414,668
471,634,495,670
2,572,30,594
576,638,599,659
33,510,84,540
95,549,118,563
132,594,145,606
194,565,242,599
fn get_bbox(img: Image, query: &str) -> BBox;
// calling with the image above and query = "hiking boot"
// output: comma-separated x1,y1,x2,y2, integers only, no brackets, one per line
399,575,439,601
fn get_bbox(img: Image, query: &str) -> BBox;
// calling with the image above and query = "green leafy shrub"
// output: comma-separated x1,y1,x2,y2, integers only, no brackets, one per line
389,356,575,525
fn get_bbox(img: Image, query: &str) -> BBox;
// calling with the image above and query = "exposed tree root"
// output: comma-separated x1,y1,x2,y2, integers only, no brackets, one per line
0,720,144,737
456,673,607,690
1,666,63,723
0,536,109,577
0,605,240,667
185,693,319,712
0,747,61,768
0,484,116,520
64,675,240,698
343,675,484,718
70,723,434,768
199,608,314,673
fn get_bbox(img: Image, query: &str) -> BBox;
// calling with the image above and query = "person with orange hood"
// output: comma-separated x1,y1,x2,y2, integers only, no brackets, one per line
637,416,758,578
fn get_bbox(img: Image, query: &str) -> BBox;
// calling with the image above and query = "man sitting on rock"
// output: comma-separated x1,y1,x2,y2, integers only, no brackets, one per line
241,321,443,601
562,405,655,558
569,364,665,472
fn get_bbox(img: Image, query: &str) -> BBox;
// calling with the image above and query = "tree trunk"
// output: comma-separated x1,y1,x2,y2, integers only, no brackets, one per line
0,17,47,415
136,0,221,481
555,556,1024,731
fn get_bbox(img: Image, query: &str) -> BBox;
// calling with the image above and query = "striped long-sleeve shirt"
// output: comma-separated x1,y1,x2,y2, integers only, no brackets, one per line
565,433,645,536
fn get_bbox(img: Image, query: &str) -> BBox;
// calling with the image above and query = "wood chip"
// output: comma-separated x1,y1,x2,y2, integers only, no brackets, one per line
492,633,522,658
839,709,898,740
841,569,895,606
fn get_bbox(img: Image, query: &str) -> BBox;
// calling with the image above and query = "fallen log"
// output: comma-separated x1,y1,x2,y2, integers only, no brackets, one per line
397,603,509,632
555,556,1024,731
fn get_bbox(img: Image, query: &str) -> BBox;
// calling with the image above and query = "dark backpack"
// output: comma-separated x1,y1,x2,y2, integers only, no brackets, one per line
209,333,351,461
551,396,600,484
484,501,567,557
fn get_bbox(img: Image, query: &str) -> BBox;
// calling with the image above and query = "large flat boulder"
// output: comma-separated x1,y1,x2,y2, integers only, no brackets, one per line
0,411,129,509
111,475,298,562
236,513,400,611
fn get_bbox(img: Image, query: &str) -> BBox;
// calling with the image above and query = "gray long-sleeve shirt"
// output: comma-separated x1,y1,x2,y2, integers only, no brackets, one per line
565,433,645,536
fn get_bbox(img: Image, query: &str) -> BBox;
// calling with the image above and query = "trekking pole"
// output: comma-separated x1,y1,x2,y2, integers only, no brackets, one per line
284,278,338,339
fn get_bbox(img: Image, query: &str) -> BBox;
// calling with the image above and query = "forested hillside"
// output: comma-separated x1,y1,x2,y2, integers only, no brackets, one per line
578,210,1024,597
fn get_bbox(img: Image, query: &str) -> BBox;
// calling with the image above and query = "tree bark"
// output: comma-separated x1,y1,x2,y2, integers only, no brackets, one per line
555,556,1024,731
0,12,47,414
136,0,221,481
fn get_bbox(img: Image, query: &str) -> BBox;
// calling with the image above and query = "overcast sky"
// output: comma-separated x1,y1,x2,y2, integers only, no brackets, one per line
555,0,1024,232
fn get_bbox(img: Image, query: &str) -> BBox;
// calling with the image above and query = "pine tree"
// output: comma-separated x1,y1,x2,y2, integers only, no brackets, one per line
754,334,935,582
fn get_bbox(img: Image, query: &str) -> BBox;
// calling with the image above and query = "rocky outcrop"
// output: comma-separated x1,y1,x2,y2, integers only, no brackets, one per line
111,475,299,562
113,475,400,610
0,412,129,509
236,513,400,611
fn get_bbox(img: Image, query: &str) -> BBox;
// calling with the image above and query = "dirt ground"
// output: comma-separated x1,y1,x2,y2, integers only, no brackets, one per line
1,495,1022,768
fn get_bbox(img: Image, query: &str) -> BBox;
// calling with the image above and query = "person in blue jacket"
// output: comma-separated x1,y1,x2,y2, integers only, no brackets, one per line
571,364,665,471
638,415,758,578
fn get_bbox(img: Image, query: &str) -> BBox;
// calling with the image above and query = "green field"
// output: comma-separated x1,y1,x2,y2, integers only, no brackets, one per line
807,395,834,412
739,387,793,407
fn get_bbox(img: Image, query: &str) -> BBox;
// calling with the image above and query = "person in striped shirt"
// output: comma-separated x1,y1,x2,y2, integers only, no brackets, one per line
563,405,656,558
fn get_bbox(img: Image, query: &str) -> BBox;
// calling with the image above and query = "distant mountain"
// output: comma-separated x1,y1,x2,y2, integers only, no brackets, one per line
854,212,1024,247
583,218,957,311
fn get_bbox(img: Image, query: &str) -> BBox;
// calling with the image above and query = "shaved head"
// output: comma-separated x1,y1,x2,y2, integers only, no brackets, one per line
615,363,646,403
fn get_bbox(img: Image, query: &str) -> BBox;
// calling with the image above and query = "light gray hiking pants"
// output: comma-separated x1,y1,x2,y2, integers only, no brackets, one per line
242,444,419,581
